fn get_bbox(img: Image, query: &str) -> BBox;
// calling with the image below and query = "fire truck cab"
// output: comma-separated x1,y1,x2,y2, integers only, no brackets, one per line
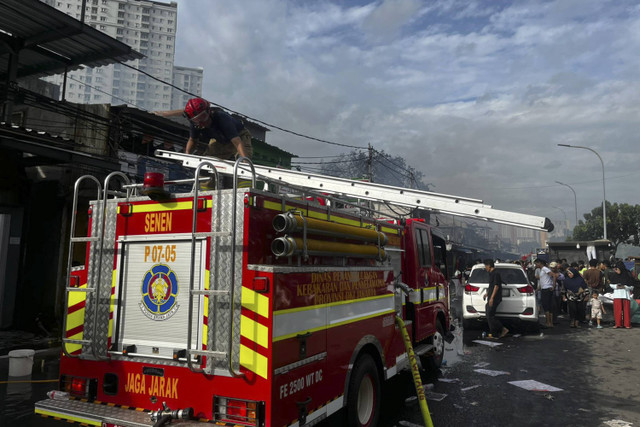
35,152,552,427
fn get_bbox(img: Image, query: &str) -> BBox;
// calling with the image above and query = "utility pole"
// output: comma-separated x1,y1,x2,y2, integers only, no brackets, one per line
367,143,373,183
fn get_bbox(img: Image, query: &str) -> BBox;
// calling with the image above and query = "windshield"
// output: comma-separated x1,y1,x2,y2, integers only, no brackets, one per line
469,267,528,285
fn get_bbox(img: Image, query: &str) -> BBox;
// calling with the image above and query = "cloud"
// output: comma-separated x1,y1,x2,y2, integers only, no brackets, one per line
171,0,640,220
361,0,422,39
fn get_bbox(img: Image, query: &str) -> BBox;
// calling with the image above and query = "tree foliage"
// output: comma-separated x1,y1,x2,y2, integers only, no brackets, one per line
316,149,429,189
572,202,640,251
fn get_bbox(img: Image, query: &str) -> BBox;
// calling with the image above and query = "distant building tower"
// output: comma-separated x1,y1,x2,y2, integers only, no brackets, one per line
42,0,179,111
171,66,204,110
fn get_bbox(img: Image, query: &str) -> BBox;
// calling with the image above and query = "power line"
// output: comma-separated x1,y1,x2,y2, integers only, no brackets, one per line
118,61,367,150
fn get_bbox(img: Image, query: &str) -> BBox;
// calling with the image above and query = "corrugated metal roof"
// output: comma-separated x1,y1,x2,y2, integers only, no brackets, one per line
0,121,121,170
0,0,143,80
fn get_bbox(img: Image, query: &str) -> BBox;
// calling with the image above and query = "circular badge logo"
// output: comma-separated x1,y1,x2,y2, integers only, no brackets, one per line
139,264,179,321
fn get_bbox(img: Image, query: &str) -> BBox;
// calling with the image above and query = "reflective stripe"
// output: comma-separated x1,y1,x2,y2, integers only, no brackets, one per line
239,344,268,379
422,287,437,303
35,408,101,426
273,294,394,341
116,200,210,214
241,287,270,319
241,316,269,349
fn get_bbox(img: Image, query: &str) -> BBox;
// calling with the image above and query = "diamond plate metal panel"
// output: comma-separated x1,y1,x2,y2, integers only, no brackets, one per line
206,189,247,374
80,200,104,359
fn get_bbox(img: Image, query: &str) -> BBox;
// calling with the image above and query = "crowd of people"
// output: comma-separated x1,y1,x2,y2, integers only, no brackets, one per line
523,258,639,329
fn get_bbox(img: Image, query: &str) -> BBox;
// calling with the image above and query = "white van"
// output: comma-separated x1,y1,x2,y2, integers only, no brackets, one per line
462,263,539,332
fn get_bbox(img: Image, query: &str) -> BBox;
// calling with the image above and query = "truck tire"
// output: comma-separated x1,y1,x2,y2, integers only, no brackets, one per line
346,354,381,427
425,319,445,370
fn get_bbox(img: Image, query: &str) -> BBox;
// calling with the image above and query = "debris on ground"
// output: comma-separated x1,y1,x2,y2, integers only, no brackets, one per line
404,396,417,405
474,369,510,376
425,391,447,401
461,385,481,392
472,340,503,347
603,420,633,427
438,378,460,383
508,380,563,392
473,362,490,368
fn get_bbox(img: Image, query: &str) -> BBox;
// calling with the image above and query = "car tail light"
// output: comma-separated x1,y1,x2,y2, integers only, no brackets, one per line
213,396,264,426
60,375,97,400
522,308,534,315
466,305,478,313
465,284,480,293
517,285,535,296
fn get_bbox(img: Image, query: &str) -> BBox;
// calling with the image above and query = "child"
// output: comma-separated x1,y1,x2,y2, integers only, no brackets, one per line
591,291,605,329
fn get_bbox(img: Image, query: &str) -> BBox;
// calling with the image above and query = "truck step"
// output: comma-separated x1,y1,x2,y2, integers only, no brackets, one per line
413,343,435,357
35,398,205,427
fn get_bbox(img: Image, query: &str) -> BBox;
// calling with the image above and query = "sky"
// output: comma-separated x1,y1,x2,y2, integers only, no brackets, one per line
170,0,640,230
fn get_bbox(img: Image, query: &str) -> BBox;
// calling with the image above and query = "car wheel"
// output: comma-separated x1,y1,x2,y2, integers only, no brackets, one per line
462,319,473,330
346,354,381,427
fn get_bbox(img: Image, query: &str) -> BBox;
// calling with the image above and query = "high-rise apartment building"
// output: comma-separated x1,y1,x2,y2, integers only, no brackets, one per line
171,66,203,110
42,0,192,111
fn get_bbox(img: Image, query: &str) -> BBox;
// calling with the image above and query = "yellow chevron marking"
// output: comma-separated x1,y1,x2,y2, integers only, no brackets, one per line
66,307,86,330
241,287,270,319
239,345,268,379
203,269,210,347
35,408,101,426
108,271,117,339
241,316,269,349
67,283,88,307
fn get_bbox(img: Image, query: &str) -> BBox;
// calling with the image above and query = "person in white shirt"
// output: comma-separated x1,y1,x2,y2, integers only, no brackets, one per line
535,259,556,328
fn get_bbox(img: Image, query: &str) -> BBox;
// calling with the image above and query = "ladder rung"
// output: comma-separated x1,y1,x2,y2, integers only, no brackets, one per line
194,231,232,238
67,287,95,292
192,289,229,296
63,339,91,345
71,237,100,243
188,349,226,359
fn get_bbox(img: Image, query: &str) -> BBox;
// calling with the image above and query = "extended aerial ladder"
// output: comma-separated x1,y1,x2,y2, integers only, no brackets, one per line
156,150,553,232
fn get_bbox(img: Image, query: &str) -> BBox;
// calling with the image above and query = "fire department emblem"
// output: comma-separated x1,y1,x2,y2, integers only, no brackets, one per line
140,264,179,321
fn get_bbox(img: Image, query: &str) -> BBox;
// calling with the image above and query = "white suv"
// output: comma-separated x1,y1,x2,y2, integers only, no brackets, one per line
462,263,539,332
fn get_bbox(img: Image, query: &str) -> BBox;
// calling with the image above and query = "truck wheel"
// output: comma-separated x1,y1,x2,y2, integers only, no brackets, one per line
347,354,381,427
425,319,445,370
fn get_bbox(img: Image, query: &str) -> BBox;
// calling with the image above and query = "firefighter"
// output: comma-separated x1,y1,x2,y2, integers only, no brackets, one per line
155,98,253,160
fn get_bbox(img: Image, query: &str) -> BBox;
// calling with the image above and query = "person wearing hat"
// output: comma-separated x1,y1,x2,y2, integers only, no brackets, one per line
155,98,253,160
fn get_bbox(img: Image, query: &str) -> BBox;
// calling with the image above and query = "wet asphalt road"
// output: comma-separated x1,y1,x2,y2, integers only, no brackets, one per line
2,298,639,427
375,297,640,427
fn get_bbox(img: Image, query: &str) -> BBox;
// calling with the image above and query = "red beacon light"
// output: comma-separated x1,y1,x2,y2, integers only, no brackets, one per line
141,172,170,201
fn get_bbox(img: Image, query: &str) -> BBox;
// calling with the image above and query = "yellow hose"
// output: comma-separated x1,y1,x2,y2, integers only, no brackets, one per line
395,316,434,427
273,212,388,245
271,236,385,259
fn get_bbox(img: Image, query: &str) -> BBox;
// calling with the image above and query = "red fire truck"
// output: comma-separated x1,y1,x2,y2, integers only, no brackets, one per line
35,151,552,427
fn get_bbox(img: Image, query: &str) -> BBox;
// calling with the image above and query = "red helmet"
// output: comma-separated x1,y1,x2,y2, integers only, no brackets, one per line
184,98,210,119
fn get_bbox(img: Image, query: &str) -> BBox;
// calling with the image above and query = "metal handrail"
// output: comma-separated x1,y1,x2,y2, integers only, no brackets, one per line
187,161,218,373
90,172,131,360
228,157,256,378
61,175,102,359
